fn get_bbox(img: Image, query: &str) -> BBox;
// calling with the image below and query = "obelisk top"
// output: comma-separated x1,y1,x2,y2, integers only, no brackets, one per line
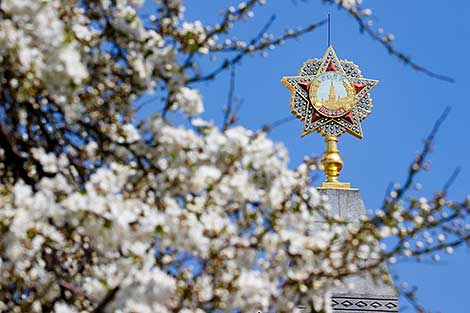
281,46,378,189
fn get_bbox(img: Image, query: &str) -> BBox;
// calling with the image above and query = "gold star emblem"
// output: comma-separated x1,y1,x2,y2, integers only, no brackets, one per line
281,46,378,139
281,46,378,189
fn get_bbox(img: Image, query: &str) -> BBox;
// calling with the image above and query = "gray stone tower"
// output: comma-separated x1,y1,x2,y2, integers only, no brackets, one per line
319,189,398,313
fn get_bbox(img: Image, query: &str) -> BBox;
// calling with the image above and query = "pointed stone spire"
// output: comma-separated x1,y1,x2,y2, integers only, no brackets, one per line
329,80,336,102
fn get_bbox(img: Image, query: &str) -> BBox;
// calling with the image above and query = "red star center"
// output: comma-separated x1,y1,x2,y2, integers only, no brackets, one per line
311,110,322,123
326,60,337,72
342,111,354,124
352,82,366,94
298,81,311,93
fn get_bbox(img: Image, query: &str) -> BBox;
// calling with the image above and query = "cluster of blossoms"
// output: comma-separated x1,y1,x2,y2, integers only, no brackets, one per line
0,116,350,312
0,0,467,313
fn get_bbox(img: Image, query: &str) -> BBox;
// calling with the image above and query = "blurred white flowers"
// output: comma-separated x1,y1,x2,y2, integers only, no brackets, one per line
172,87,204,117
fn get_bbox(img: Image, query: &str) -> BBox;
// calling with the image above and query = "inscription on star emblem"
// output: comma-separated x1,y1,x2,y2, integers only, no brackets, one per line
281,46,378,139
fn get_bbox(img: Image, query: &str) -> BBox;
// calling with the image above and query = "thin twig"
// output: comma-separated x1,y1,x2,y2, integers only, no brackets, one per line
261,115,296,133
59,280,98,303
442,166,461,195
93,285,120,313
183,0,260,69
223,65,237,130
389,106,451,206
187,15,278,83
323,0,454,82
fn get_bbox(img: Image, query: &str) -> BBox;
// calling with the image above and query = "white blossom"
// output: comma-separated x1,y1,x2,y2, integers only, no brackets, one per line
173,87,204,117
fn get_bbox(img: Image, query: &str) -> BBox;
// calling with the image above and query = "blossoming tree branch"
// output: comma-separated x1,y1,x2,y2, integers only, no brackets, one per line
0,1,467,313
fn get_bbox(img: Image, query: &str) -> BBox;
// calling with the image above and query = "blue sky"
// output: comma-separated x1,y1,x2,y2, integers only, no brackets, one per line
142,1,470,311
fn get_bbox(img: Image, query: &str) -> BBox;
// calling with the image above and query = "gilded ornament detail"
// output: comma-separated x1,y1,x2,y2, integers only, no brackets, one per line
281,46,378,189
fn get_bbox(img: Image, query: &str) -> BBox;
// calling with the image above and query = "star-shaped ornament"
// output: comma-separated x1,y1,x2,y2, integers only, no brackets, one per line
281,46,378,139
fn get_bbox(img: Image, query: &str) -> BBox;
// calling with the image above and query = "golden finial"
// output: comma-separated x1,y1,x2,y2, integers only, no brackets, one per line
281,46,378,189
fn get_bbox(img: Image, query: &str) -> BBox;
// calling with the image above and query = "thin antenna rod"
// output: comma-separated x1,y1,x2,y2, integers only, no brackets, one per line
327,13,331,47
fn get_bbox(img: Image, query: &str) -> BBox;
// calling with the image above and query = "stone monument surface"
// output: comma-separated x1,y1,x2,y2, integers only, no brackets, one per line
319,189,398,313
